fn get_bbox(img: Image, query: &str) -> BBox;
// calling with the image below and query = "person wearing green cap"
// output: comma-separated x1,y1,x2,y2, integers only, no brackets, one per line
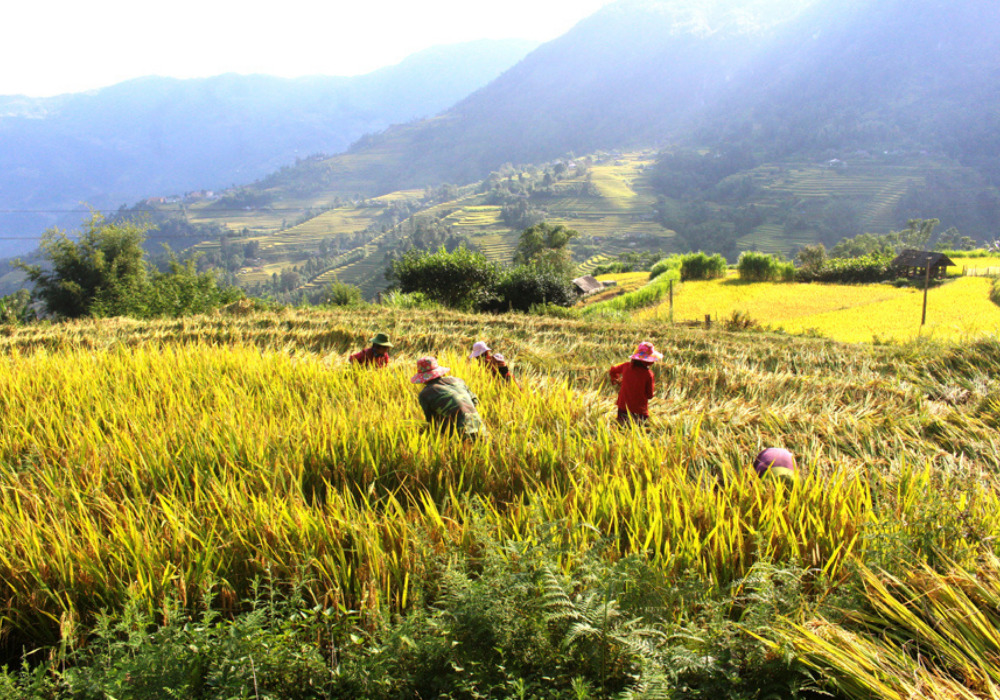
349,332,393,368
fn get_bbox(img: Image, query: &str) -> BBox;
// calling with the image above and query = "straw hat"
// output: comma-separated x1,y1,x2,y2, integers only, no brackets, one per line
411,356,450,384
469,341,491,359
630,341,663,363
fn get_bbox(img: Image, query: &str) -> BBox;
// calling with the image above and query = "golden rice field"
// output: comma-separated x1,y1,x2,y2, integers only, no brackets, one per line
0,305,998,658
638,275,1000,343
1,306,1000,697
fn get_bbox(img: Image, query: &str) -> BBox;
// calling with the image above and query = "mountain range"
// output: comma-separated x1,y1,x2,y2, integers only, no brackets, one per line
3,0,1000,262
0,39,537,256
261,0,999,198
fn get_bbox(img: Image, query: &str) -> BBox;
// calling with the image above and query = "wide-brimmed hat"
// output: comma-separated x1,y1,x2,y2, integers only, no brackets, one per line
753,447,797,479
411,356,450,383
369,332,393,348
469,341,491,359
630,341,663,363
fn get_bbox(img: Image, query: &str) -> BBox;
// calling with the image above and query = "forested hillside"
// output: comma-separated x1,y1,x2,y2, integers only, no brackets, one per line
249,0,999,249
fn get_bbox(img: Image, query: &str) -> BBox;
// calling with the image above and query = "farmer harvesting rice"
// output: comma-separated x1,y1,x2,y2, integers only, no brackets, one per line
469,341,518,386
412,356,483,440
349,332,392,368
608,341,662,426
753,448,797,483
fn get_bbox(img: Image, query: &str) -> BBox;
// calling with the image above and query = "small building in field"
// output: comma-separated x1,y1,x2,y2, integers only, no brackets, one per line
572,275,604,296
891,250,956,279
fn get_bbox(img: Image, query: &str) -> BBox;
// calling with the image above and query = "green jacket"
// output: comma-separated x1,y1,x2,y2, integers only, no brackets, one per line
418,377,482,437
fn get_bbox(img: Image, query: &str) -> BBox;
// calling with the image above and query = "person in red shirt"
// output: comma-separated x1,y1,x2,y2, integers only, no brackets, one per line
349,332,392,368
608,341,663,427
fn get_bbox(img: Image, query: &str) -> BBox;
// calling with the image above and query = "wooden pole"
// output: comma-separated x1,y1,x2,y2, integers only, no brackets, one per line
921,258,931,326
705,314,712,329
669,279,674,324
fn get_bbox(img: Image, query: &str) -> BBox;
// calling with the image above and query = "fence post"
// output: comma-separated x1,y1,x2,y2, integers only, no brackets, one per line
705,314,712,329
669,279,674,324
921,257,932,326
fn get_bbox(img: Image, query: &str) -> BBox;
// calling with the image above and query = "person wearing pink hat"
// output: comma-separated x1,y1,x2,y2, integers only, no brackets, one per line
753,448,797,484
412,356,482,440
469,341,518,387
608,341,663,427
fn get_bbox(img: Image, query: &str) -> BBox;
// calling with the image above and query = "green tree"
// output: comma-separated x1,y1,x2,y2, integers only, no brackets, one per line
796,243,827,273
513,222,579,274
14,213,242,319
897,218,939,251
15,212,150,318
388,246,501,310
934,226,977,251
145,252,244,318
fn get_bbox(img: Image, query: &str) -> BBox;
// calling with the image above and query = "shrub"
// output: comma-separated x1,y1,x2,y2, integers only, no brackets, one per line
649,255,683,281
590,261,634,276
485,264,576,312
795,253,896,283
796,243,827,274
0,289,34,325
380,290,442,310
679,252,727,281
144,253,244,317
737,251,792,282
387,246,501,310
315,281,364,307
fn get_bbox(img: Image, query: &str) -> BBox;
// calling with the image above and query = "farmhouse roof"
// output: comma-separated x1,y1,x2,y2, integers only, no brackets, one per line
891,250,956,268
572,275,603,294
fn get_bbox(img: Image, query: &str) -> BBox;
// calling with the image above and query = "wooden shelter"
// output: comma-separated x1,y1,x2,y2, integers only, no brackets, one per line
572,275,604,296
891,250,955,279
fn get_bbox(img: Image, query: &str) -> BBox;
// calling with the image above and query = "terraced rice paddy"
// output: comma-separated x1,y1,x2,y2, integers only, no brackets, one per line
639,275,1000,343
759,164,928,234
736,223,816,254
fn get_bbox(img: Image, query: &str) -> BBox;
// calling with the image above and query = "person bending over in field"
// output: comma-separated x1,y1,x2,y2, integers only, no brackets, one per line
752,447,797,484
609,341,662,427
469,341,519,387
349,332,392,368
412,356,482,440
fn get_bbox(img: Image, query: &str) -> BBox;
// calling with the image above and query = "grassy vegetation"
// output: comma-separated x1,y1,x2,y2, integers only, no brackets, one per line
0,305,999,696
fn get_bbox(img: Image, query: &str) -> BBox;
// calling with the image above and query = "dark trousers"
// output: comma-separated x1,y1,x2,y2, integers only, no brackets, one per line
616,410,649,427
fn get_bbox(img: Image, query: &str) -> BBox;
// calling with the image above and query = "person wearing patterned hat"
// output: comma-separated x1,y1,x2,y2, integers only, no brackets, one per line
469,341,518,386
349,332,393,368
753,448,797,484
608,341,663,427
412,356,482,440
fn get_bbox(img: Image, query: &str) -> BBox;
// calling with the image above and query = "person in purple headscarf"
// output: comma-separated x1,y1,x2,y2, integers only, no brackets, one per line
753,448,797,483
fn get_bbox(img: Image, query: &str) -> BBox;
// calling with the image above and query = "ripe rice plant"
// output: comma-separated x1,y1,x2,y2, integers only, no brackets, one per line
0,305,997,691
783,555,1000,699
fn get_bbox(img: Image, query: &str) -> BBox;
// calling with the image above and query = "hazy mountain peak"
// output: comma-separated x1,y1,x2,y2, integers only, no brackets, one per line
595,0,820,36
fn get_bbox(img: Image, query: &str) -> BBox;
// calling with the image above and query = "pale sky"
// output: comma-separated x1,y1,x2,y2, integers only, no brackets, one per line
1,0,617,97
